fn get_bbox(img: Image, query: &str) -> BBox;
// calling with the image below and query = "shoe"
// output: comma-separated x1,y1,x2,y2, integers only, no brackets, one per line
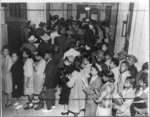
34,106,43,110
5,103,12,108
15,104,23,109
41,108,52,113
24,105,34,110
52,106,55,109
61,112,69,115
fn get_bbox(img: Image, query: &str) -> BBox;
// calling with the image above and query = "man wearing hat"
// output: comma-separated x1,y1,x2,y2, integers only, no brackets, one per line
36,28,53,55
20,35,37,55
127,54,138,78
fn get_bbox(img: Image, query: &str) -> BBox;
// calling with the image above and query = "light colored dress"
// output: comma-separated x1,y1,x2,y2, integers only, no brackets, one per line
67,70,86,114
116,88,135,116
2,55,13,93
33,59,46,95
23,58,34,95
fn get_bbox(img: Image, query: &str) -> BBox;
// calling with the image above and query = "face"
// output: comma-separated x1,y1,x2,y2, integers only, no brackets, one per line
109,61,115,69
35,55,41,61
105,54,111,60
139,79,144,87
124,80,131,88
127,57,135,66
97,51,104,59
22,51,28,58
60,28,66,35
120,63,128,73
11,53,18,63
82,58,89,65
2,49,9,57
102,75,109,82
102,44,108,52
44,53,51,61
90,67,98,76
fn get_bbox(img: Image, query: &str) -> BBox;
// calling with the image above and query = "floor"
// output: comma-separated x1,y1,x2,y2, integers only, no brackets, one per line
2,88,76,117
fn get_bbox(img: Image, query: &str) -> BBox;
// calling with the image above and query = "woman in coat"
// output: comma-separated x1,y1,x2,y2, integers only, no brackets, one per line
67,57,86,117
22,48,34,110
83,64,102,116
2,45,13,107
11,52,24,109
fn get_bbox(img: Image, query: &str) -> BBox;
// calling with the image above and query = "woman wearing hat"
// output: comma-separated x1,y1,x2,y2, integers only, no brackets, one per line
93,70,115,116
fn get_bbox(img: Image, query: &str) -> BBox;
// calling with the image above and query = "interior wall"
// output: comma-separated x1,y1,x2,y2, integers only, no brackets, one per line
114,3,130,54
128,1,149,70
27,3,46,28
1,6,8,48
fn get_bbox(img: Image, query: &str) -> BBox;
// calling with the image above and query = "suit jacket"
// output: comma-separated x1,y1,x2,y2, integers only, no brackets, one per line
43,59,59,89
54,35,67,54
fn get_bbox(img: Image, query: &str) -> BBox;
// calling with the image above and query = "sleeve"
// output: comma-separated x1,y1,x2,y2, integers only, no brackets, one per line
43,64,54,87
67,72,76,88
26,59,34,78
35,60,46,77
118,90,135,113
4,57,13,75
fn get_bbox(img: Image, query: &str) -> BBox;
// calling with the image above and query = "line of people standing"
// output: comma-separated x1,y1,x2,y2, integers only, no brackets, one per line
2,15,149,116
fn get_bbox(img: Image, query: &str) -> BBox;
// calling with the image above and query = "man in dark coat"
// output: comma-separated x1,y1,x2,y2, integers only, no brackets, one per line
35,51,59,112
54,26,67,56
127,54,138,78
84,23,96,50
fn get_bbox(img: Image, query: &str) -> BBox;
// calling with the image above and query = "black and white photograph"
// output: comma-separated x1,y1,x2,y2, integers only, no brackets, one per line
0,0,149,116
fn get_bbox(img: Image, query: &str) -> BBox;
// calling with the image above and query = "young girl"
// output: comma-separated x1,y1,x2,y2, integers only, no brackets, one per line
113,77,136,116
11,52,24,109
33,51,46,110
2,45,13,107
117,61,131,94
22,48,34,110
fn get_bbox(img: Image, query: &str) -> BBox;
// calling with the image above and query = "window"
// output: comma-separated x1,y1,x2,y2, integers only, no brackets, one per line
67,4,72,19
105,6,112,23
9,3,27,18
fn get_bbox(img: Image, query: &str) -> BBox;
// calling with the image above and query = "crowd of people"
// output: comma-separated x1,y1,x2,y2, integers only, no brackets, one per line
2,15,149,117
